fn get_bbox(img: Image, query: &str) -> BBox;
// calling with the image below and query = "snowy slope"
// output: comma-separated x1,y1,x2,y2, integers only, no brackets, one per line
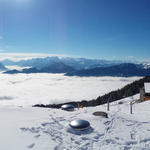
1,94,150,150
0,73,149,150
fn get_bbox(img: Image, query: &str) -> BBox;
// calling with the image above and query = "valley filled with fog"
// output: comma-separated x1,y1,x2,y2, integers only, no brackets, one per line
0,73,141,106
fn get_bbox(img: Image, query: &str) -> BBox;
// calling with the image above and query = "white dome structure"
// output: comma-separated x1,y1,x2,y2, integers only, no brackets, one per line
69,119,90,130
61,104,75,111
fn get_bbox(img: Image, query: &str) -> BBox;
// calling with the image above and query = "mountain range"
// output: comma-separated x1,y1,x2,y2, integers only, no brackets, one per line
65,63,150,77
0,63,6,71
1,56,150,77
4,62,74,74
1,56,125,70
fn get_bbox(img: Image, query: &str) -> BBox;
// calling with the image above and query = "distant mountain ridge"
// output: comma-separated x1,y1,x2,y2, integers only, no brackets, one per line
0,63,6,71
1,56,125,70
4,62,150,77
2,56,150,76
4,62,74,74
65,63,150,77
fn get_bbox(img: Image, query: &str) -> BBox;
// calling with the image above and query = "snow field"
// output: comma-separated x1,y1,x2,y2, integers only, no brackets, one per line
0,95,148,150
0,73,149,149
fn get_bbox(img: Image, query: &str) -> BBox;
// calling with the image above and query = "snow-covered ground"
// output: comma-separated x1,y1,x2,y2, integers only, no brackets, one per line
0,73,148,150
1,94,150,150
0,73,141,106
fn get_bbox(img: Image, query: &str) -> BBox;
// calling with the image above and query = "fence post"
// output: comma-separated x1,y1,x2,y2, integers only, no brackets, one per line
78,103,80,110
130,102,132,114
107,100,109,111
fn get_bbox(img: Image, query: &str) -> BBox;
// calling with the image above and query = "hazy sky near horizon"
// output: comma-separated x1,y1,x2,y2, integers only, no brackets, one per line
0,0,150,61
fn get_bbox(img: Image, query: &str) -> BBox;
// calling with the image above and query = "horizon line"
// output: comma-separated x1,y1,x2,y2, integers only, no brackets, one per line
0,52,147,63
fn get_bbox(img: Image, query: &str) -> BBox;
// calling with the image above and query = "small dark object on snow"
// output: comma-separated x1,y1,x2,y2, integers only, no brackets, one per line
69,119,90,130
61,104,75,111
93,111,108,118
118,101,124,105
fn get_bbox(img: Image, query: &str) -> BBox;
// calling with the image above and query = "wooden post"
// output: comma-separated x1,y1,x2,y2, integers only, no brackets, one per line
78,103,80,110
130,102,132,114
107,100,109,111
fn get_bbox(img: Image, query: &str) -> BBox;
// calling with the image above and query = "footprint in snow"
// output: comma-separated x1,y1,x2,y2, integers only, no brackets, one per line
27,143,35,149
34,134,41,138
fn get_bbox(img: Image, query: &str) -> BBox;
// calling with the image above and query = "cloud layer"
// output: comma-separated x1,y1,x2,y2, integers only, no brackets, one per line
0,73,141,106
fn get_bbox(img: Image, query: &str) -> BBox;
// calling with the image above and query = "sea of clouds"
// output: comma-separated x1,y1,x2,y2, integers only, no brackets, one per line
0,73,141,106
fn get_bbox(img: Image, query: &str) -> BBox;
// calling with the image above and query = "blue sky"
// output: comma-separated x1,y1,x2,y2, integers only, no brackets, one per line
0,0,150,61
